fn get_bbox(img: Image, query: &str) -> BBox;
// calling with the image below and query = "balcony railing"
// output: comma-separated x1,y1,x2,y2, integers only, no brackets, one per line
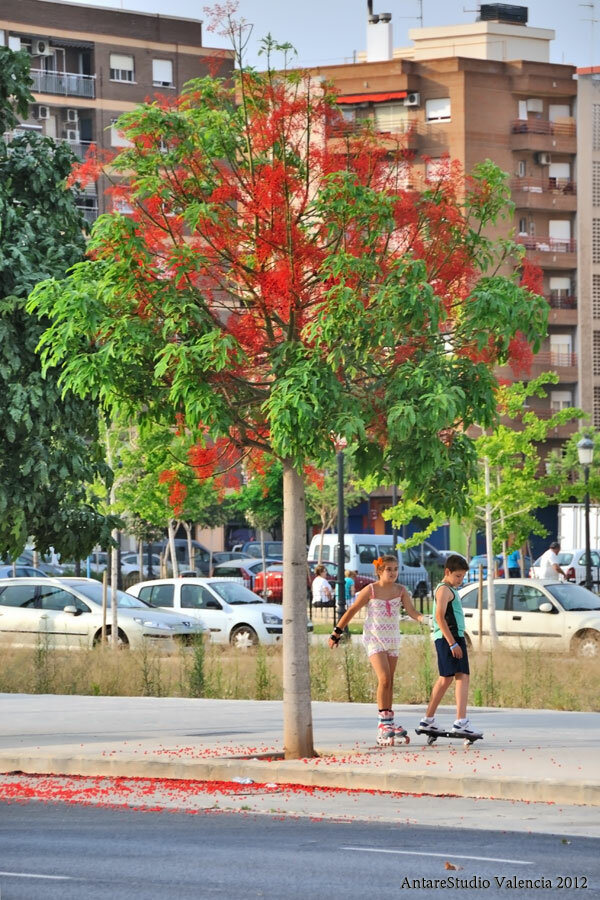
76,204,99,224
546,292,576,309
62,139,93,159
31,69,95,99
328,117,416,138
511,119,576,136
516,235,576,253
510,177,576,195
532,351,577,368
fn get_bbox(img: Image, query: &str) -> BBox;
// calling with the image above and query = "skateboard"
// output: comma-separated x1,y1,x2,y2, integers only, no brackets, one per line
415,726,482,748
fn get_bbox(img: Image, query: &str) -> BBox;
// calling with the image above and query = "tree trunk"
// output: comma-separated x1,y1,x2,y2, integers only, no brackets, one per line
260,528,267,588
318,521,325,564
168,519,179,578
483,457,499,646
282,458,315,759
181,520,194,572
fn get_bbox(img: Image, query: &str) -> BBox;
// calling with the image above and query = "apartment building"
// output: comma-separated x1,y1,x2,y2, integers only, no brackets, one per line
0,0,233,221
577,67,600,428
309,3,579,535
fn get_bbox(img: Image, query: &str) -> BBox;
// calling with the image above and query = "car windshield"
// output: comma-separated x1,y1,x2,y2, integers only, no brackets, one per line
211,581,264,605
556,553,574,565
545,583,600,611
62,579,151,608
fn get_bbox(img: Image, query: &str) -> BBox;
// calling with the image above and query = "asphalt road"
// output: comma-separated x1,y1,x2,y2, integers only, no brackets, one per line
0,802,598,900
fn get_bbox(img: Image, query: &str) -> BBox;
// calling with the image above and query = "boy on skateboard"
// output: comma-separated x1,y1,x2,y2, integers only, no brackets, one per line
419,554,482,739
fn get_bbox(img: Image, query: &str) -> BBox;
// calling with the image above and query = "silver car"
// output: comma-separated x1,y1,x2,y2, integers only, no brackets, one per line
0,577,205,650
459,578,600,657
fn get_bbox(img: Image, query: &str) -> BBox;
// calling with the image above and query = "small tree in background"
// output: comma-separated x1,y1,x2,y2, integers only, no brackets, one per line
29,14,548,755
305,457,366,562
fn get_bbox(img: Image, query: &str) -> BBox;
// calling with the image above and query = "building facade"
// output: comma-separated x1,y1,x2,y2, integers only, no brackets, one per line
0,0,232,221
310,4,579,535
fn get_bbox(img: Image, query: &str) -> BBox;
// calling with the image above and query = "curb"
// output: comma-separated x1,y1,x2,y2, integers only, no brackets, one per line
1,752,597,806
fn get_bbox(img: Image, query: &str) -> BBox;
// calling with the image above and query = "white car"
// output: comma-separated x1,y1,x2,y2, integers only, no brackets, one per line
128,577,314,648
0,577,205,650
530,548,600,586
459,578,600,657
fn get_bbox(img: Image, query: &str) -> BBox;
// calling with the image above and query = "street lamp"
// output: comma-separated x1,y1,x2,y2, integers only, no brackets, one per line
333,436,348,627
577,436,595,591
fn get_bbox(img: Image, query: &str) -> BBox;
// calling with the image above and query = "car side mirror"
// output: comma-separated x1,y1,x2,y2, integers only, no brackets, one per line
538,602,553,613
63,605,79,615
205,600,222,610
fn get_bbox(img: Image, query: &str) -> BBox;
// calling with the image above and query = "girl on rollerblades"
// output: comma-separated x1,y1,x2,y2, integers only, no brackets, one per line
329,554,426,746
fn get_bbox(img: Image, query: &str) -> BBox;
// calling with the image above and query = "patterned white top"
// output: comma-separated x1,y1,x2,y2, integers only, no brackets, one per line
362,583,406,657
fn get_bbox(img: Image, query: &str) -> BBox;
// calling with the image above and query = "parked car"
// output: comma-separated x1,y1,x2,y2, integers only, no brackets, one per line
12,550,64,576
210,558,280,589
0,577,205,650
254,560,375,604
143,539,213,575
466,554,504,582
128,577,313,648
231,540,284,560
458,578,600,656
0,564,48,578
210,551,250,567
120,552,164,577
530,548,600,586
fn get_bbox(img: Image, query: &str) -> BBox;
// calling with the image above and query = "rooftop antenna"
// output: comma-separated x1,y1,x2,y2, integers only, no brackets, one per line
395,1,424,27
580,2,598,67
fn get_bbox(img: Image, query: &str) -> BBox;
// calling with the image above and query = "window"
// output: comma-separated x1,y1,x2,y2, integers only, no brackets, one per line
425,97,451,122
594,386,600,429
110,118,133,148
594,162,600,207
357,544,378,564
594,333,600,376
512,584,546,612
374,103,408,133
550,333,572,366
319,545,330,562
593,275,600,319
425,158,448,182
8,35,21,51
461,584,509,610
152,58,173,87
0,584,38,607
594,105,600,152
140,584,174,607
517,160,526,177
548,104,570,121
110,53,135,82
113,197,134,215
594,219,600,264
39,585,77,611
550,390,572,411
518,216,527,234
181,584,220,609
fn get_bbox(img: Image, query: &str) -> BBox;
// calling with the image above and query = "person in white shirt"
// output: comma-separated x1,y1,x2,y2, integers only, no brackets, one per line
538,541,566,580
311,565,333,606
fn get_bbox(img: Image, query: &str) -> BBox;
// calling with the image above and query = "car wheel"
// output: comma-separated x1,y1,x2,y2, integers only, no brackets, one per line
93,627,129,648
573,630,600,658
230,625,259,649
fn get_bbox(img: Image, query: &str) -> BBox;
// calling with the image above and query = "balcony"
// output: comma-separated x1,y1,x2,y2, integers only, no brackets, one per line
76,204,99,224
546,291,576,309
516,235,577,269
62,139,93,159
510,119,576,154
327,117,418,152
510,176,576,212
546,292,577,326
31,69,95,99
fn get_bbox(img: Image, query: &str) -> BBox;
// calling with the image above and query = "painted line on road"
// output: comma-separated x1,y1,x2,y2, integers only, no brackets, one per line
0,871,77,880
340,847,533,866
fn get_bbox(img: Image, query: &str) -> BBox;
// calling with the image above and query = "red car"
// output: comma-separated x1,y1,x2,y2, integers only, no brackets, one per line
254,560,374,604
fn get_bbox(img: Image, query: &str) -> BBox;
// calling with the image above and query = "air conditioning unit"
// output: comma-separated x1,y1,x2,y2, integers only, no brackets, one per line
65,129,80,143
33,39,53,56
404,92,421,107
32,104,50,120
535,152,552,165
66,108,79,122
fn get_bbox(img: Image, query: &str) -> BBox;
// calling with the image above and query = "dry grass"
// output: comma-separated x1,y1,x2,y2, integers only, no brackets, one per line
0,639,598,711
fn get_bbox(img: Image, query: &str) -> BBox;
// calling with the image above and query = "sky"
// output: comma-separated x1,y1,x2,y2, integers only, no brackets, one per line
54,0,596,69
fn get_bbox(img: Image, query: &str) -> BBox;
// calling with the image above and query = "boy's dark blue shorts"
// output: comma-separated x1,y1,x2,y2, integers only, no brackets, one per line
435,636,470,676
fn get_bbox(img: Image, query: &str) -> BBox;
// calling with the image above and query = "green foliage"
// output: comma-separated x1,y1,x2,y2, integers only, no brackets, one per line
0,47,34,134
0,121,113,558
230,460,284,533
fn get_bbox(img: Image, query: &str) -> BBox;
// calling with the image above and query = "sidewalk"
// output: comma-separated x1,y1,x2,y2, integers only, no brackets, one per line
0,694,597,806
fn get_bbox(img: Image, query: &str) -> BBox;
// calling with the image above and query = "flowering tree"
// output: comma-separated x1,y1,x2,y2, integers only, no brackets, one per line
28,23,547,755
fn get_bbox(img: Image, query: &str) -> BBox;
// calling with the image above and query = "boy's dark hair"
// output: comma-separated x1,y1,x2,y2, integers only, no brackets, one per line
445,554,468,572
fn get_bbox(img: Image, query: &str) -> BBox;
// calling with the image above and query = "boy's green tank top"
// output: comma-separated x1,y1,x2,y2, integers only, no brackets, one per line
432,581,465,641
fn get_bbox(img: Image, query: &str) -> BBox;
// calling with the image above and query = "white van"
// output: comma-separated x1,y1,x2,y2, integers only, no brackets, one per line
307,533,429,598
